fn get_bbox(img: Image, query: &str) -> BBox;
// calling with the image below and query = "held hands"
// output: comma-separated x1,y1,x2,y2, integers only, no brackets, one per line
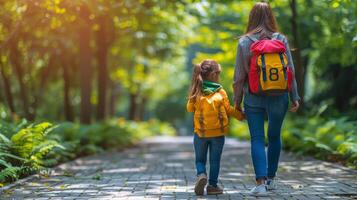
234,101,241,111
234,101,246,120
233,100,300,118
290,100,300,112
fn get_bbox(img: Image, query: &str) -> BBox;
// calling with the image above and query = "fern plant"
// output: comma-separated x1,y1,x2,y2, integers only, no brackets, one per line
0,133,28,183
11,122,66,170
0,166,22,183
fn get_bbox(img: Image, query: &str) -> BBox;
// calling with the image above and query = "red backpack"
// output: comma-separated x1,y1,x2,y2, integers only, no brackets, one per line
247,35,293,95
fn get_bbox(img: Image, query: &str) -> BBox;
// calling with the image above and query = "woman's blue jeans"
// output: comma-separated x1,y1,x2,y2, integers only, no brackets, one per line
244,93,288,180
194,133,225,186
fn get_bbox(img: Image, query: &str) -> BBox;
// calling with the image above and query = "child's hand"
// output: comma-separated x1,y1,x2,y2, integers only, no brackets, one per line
232,108,245,121
238,110,246,121
241,112,246,120
234,101,242,111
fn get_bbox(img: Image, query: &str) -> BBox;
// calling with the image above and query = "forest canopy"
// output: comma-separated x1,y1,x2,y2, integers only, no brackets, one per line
0,0,356,123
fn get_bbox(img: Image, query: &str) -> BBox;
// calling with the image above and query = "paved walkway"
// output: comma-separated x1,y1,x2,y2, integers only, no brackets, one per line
1,136,357,199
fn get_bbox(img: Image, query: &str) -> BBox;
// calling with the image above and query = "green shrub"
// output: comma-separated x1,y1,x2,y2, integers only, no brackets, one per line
0,122,69,183
282,116,357,168
0,133,27,183
11,122,66,169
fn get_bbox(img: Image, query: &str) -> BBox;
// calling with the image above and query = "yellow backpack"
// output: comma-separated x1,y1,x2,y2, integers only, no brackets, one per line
186,89,244,137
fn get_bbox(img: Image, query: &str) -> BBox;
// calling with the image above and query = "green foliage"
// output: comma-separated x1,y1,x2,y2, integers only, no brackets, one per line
92,173,102,181
282,116,357,168
49,118,175,156
0,0,192,121
0,119,28,138
0,122,67,183
0,132,26,183
0,166,22,183
11,122,65,169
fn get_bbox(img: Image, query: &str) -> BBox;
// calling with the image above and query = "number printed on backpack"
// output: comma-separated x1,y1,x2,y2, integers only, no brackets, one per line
269,68,279,81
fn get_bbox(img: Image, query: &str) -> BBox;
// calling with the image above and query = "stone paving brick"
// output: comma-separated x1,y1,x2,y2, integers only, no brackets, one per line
1,136,356,199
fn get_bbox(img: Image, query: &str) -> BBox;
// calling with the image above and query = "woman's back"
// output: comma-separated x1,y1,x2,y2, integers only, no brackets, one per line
233,32,300,105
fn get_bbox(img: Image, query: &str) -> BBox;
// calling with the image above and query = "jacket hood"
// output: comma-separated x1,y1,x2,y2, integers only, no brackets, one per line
202,80,222,95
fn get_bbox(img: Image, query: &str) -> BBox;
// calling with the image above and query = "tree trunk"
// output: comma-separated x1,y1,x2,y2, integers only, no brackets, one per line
79,5,93,124
9,44,33,120
128,92,139,121
31,56,56,120
290,0,305,103
62,59,74,121
108,80,120,117
95,15,109,121
0,77,3,104
0,62,16,114
138,96,148,121
137,65,149,121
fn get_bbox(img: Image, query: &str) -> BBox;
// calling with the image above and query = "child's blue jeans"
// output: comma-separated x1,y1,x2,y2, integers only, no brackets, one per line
244,93,289,180
194,133,225,186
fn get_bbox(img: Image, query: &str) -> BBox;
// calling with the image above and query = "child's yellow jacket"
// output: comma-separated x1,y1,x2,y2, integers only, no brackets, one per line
187,89,244,138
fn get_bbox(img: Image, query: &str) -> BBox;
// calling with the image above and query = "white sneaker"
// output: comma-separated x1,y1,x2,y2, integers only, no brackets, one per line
266,178,276,190
249,184,268,196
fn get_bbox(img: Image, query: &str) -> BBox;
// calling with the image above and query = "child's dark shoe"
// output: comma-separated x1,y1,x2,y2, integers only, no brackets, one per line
206,185,223,195
194,174,207,195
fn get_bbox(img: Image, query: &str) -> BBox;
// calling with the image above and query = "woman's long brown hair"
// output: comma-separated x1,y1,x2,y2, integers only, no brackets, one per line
245,2,279,38
188,59,220,100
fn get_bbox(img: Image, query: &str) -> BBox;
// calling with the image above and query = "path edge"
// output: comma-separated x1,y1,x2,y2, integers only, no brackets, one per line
0,174,38,194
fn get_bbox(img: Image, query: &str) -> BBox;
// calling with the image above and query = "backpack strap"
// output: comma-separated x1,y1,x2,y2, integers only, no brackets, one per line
279,53,288,80
194,98,205,136
247,34,258,42
274,32,292,73
198,107,205,137
261,54,267,82
217,103,225,133
272,32,281,40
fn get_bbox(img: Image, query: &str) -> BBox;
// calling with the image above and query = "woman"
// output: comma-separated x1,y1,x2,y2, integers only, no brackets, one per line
233,2,300,195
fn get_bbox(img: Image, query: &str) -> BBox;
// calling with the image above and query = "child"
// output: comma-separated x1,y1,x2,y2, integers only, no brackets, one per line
187,59,244,195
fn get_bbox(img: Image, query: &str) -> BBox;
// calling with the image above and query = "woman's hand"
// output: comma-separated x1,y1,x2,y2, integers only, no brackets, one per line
290,100,300,112
234,101,242,112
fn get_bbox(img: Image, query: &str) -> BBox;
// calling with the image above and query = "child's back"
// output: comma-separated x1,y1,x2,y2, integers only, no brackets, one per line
187,86,243,138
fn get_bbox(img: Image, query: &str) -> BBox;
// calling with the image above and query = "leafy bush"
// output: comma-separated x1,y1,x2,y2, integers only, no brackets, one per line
0,122,67,183
0,133,26,183
0,119,176,185
282,116,357,168
11,122,65,169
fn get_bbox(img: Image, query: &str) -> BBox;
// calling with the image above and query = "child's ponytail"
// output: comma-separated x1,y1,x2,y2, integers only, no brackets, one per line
188,64,203,100
188,59,221,101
